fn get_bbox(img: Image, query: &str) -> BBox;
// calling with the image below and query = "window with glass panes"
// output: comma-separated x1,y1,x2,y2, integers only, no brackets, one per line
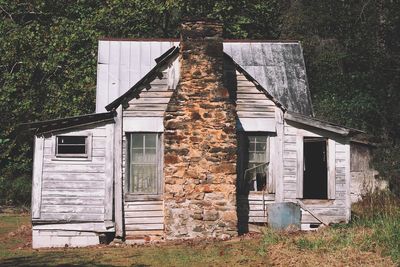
246,136,269,191
129,133,160,194
56,136,87,157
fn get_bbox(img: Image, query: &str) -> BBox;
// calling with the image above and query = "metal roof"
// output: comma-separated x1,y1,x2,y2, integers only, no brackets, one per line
105,46,179,111
284,111,363,136
224,42,313,116
21,112,115,135
96,40,314,116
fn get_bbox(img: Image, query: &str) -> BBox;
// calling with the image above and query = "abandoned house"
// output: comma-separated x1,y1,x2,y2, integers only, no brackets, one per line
27,20,374,248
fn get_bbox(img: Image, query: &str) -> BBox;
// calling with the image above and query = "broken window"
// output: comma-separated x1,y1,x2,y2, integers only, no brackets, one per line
239,134,270,193
129,133,161,194
303,138,328,199
56,135,88,157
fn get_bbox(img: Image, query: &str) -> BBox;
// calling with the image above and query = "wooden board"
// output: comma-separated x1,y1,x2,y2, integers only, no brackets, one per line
32,136,44,219
124,200,164,235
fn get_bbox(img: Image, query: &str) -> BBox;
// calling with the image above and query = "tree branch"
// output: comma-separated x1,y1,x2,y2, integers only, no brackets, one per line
0,5,14,22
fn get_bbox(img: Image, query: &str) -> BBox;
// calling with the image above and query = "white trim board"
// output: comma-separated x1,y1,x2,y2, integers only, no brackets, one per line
123,117,164,132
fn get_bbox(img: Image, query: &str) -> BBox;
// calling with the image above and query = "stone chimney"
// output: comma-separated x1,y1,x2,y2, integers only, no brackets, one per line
163,20,238,239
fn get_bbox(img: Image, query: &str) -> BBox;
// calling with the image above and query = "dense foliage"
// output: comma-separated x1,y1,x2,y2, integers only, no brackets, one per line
0,0,399,204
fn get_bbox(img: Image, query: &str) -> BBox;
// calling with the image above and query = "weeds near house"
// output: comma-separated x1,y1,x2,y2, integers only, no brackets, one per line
352,191,400,262
1,192,398,266
257,190,399,265
257,227,282,255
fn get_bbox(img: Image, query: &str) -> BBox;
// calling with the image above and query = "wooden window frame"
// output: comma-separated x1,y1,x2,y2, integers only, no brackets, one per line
126,132,163,197
238,132,272,194
52,133,92,161
297,136,336,200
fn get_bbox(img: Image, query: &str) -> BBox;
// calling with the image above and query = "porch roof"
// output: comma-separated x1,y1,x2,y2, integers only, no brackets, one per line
20,111,115,135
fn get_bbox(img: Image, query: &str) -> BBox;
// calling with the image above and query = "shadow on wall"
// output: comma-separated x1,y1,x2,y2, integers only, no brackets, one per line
237,193,250,235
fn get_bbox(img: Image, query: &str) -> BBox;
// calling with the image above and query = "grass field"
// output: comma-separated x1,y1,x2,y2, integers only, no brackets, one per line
0,193,398,266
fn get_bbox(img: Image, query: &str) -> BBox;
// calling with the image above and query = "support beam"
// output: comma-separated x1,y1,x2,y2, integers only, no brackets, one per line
114,107,124,237
104,123,114,222
32,136,44,219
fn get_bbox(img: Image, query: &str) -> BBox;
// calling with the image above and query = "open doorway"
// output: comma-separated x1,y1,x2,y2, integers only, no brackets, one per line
303,138,327,199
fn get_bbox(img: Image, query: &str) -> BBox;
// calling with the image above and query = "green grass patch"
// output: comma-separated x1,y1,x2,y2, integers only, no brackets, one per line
1,191,399,266
351,191,400,263
0,213,29,235
257,227,283,255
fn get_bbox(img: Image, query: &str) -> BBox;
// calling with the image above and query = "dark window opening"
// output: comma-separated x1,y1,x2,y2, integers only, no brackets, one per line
303,138,327,199
240,135,269,193
56,136,87,155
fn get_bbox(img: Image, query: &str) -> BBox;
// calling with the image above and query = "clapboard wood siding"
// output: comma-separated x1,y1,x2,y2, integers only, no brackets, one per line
35,123,114,223
124,201,164,237
235,72,276,119
123,55,179,119
120,57,179,238
282,121,351,225
237,193,275,223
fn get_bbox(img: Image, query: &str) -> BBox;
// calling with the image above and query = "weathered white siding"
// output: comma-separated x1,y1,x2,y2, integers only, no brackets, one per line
123,72,173,118
350,143,386,203
32,123,114,224
32,229,100,248
124,201,164,239
283,122,351,225
234,70,282,223
237,193,275,223
235,72,276,120
121,56,179,239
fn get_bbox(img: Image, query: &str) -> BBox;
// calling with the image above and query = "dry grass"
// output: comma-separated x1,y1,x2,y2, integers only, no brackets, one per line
0,193,398,266
261,227,395,267
268,244,394,267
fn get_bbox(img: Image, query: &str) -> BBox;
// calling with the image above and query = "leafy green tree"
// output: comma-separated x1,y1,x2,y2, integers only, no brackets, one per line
0,0,399,204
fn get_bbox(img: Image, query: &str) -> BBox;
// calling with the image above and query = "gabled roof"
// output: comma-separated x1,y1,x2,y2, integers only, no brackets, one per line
224,53,286,111
284,111,363,136
96,40,314,116
105,46,179,111
20,112,115,135
224,42,313,116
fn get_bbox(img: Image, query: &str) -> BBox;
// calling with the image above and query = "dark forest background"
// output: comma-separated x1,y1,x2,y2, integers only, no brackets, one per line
0,0,399,204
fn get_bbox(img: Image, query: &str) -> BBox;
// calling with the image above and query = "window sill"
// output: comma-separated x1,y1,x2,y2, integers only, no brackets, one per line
51,156,91,162
299,199,334,205
249,191,275,195
124,194,163,202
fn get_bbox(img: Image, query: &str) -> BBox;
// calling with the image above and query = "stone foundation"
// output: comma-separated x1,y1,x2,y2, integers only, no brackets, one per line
163,20,238,239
